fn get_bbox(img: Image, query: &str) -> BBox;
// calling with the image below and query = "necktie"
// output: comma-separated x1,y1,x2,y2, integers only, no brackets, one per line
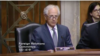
52,28,58,47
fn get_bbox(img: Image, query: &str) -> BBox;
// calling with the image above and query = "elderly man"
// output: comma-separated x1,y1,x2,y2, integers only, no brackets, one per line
31,4,73,51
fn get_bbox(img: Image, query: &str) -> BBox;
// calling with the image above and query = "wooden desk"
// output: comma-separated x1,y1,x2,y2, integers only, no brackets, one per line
1,49,100,56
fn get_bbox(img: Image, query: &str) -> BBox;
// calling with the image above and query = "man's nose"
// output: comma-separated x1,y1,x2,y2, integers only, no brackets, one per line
52,17,56,20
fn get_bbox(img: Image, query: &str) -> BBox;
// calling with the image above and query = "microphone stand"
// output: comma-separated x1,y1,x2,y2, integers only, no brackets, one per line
61,36,66,47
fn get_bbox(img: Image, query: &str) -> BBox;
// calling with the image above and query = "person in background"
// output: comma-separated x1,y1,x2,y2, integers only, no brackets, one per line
31,4,73,51
76,2,100,49
81,2,100,35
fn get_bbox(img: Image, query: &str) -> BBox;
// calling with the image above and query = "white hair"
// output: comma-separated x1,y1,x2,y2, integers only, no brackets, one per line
43,4,60,16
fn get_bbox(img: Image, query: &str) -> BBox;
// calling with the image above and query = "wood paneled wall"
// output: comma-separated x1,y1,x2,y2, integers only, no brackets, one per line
1,1,60,54
2,1,100,54
0,1,2,54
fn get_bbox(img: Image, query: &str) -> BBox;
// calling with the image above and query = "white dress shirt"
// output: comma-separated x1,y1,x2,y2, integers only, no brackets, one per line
47,24,58,40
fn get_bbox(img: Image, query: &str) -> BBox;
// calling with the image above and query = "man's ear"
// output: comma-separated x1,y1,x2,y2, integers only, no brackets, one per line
44,17,47,20
44,14,47,20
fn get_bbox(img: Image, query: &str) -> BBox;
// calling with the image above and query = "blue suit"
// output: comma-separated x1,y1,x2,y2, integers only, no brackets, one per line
31,24,73,51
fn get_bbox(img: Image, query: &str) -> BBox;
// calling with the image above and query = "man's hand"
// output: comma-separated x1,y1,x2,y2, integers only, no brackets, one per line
47,49,54,53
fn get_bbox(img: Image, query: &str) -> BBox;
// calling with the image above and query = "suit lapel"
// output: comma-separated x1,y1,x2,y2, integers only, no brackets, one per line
57,25,62,47
43,24,55,49
43,24,62,47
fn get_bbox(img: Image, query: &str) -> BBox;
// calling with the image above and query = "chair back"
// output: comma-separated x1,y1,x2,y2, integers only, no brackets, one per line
15,23,40,52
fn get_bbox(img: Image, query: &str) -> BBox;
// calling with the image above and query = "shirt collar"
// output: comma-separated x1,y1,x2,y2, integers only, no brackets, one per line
47,23,57,30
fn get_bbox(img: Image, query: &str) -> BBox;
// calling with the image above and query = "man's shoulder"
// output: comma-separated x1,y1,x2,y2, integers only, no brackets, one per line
88,22,98,28
86,22,99,31
35,24,46,31
57,24,68,30
58,24,68,28
84,22,98,27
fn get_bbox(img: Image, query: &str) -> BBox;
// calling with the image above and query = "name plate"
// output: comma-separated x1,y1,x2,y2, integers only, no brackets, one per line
55,47,74,51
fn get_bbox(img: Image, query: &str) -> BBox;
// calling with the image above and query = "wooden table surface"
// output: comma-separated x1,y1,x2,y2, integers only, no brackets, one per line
1,49,100,56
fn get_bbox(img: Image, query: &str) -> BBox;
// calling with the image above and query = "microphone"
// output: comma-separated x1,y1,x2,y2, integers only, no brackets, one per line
61,36,66,47
55,36,74,51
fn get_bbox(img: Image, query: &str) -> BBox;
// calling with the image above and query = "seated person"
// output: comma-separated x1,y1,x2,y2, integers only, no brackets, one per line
31,4,73,51
76,2,100,49
77,21,100,49
81,2,100,35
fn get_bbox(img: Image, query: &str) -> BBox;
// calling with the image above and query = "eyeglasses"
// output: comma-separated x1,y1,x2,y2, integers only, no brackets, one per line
47,15,59,19
93,9,100,12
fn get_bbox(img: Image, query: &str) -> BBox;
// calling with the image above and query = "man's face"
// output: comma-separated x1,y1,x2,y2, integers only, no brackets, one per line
45,7,59,28
90,5,100,19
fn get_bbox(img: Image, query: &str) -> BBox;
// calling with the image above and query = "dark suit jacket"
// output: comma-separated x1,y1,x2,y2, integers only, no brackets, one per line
31,24,73,51
76,21,100,49
81,21,88,35
81,21,98,36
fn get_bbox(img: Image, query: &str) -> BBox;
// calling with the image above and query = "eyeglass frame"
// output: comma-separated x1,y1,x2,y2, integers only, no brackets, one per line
93,9,100,12
45,14,59,19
